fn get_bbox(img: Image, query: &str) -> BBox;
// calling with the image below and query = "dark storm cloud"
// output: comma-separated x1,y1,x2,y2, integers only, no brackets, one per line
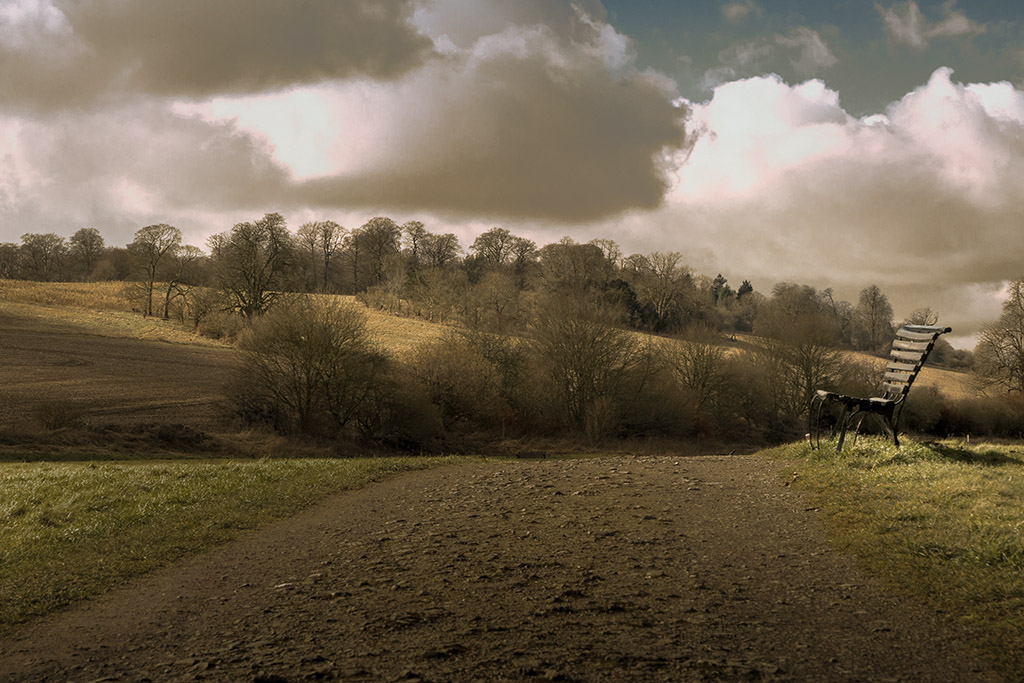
295,21,689,222
0,0,433,110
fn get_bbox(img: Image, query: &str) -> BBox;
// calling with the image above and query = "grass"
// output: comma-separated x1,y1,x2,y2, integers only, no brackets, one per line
0,455,462,630
0,279,128,311
768,437,1024,672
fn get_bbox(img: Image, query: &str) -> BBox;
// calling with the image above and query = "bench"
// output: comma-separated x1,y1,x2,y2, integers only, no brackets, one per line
809,324,951,451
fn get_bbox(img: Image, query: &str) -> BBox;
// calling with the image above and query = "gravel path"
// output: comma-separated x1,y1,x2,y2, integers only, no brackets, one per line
0,455,1001,682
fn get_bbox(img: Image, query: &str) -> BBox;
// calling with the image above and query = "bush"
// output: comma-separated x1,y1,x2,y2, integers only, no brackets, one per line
197,311,244,341
411,332,510,431
232,297,389,437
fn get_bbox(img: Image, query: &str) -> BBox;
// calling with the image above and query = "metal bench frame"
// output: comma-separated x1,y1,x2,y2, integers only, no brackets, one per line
809,325,951,451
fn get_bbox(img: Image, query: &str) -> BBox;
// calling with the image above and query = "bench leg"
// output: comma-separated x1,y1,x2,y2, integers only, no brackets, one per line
835,407,853,452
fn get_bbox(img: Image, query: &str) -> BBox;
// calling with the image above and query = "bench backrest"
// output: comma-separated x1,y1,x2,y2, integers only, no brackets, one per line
881,325,952,401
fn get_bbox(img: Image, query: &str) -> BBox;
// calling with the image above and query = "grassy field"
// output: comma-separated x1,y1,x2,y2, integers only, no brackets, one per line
0,455,462,630
771,438,1024,672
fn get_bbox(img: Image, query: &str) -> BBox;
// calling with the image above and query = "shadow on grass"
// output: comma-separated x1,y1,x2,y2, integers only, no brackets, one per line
928,443,1024,467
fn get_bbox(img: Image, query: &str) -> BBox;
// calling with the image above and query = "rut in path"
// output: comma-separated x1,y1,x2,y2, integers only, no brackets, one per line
0,455,1000,682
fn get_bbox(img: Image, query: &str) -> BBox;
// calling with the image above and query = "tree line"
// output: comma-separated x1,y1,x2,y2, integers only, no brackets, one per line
2,214,936,356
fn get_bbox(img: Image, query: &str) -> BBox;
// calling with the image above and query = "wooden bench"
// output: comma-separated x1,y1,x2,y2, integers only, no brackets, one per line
809,324,951,451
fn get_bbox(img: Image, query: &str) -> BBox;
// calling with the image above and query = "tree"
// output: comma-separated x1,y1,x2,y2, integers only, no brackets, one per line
422,232,461,269
20,233,67,282
161,245,204,319
208,213,294,320
509,235,538,287
753,284,848,419
538,238,611,295
710,274,734,304
852,284,894,352
470,227,517,268
903,307,939,327
128,224,181,316
234,297,389,435
297,220,345,292
626,251,695,331
354,217,401,288
69,228,105,280
0,242,19,279
402,220,429,268
975,278,1024,394
530,294,652,437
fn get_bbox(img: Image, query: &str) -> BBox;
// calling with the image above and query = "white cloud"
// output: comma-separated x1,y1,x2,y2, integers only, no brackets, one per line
877,0,985,50
624,67,1024,339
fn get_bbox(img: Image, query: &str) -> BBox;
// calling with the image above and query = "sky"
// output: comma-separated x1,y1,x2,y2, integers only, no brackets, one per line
1,0,1023,347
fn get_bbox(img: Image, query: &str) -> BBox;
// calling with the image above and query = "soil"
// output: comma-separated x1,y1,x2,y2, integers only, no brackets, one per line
0,455,1003,682
0,318,232,430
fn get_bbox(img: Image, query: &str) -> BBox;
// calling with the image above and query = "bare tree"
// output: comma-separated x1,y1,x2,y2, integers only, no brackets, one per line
69,228,105,280
626,251,694,331
422,232,461,268
470,227,517,267
530,294,651,437
208,213,294,320
0,242,19,279
538,238,611,294
974,278,1024,394
402,220,429,268
668,323,729,412
355,217,401,287
298,220,346,292
20,233,68,282
296,222,320,291
161,245,204,319
234,297,388,435
128,224,181,316
852,284,894,352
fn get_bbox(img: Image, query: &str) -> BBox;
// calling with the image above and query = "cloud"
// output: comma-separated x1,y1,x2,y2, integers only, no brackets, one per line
0,0,434,110
648,67,1024,337
776,27,838,77
877,0,985,50
0,103,292,244
290,15,689,222
703,26,836,88
721,1,761,24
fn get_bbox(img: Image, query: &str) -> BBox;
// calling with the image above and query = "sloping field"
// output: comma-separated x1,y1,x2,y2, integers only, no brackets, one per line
0,311,233,430
0,281,977,432
0,283,449,432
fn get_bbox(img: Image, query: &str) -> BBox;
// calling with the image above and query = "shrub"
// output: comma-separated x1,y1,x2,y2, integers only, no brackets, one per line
411,332,509,431
197,311,244,342
232,297,388,437
528,294,670,439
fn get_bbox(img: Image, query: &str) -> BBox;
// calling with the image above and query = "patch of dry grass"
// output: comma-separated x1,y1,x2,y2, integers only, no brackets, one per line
0,280,227,347
0,279,127,310
309,294,447,357
770,439,1024,674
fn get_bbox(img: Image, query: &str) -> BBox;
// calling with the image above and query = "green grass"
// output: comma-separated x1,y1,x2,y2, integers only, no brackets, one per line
768,437,1024,672
0,455,461,630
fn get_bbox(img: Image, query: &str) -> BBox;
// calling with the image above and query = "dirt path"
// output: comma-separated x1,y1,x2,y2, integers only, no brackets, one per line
0,455,1001,682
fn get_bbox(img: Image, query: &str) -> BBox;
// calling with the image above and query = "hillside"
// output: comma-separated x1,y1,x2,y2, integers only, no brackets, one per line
0,280,978,434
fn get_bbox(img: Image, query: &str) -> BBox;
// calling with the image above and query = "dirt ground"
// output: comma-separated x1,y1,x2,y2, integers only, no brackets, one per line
0,454,1002,682
0,314,232,430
